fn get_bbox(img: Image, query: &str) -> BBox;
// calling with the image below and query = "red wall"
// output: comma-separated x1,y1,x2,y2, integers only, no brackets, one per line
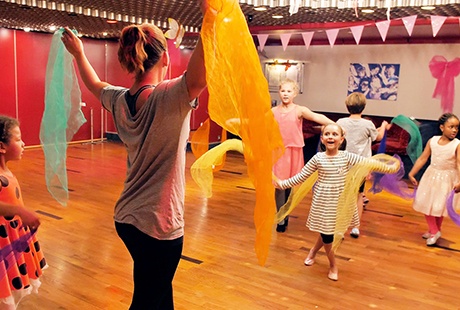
0,29,16,119
0,28,221,146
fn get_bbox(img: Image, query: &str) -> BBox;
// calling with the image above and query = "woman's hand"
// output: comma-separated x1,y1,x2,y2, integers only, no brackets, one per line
61,27,84,58
197,0,208,13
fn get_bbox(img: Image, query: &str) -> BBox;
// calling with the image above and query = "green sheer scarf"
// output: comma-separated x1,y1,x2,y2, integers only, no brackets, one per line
40,29,86,206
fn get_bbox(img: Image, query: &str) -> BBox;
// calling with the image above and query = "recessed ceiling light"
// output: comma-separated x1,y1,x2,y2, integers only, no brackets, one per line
254,6,267,11
421,5,436,10
272,15,283,19
102,32,108,36
107,19,117,24
361,9,374,13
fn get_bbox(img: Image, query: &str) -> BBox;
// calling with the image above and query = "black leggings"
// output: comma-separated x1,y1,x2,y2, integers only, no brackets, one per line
115,222,183,310
320,233,334,244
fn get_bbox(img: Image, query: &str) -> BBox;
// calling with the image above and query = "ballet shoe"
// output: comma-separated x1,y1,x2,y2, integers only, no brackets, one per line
304,257,315,266
422,232,431,239
426,231,441,246
276,223,286,233
328,270,338,281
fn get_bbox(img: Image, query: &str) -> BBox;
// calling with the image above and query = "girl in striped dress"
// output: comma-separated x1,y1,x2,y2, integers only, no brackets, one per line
275,123,396,281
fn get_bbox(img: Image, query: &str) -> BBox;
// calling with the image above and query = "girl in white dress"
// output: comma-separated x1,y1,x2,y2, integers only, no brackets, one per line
408,113,460,246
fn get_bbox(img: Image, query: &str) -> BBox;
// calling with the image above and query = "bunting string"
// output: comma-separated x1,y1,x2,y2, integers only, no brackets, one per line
256,15,459,51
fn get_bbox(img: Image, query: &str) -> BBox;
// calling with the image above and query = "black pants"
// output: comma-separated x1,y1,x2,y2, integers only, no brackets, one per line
115,222,183,310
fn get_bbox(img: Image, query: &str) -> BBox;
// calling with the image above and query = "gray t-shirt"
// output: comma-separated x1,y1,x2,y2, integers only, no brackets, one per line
100,75,194,240
336,117,378,157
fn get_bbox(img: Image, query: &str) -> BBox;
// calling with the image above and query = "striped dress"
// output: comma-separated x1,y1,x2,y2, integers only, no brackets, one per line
280,151,362,234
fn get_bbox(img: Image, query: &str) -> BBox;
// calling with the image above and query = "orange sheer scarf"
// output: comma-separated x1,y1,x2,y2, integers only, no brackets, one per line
198,0,284,265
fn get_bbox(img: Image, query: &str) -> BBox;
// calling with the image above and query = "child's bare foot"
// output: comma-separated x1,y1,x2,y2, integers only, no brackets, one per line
304,250,315,266
328,266,338,281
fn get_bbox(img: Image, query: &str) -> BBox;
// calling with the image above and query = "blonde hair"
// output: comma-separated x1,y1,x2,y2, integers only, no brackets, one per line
279,79,299,95
345,92,366,114
321,123,344,136
118,23,167,79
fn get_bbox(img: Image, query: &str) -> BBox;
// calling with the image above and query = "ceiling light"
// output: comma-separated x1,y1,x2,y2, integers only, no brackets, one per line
361,9,374,13
49,25,56,31
24,27,31,32
102,32,108,36
421,5,436,10
107,20,117,24
254,6,267,11
272,15,283,19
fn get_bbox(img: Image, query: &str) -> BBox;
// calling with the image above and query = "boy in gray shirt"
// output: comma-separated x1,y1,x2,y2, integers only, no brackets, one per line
336,92,387,238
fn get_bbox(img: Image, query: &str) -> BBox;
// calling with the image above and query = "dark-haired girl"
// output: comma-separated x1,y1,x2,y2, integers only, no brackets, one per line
408,113,460,246
0,114,46,309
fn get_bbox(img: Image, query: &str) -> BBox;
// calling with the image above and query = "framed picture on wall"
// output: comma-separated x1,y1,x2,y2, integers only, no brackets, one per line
348,63,400,101
264,62,304,93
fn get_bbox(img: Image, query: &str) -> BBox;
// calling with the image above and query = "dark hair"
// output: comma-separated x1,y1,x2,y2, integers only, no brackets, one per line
118,23,167,80
0,115,19,144
438,113,459,126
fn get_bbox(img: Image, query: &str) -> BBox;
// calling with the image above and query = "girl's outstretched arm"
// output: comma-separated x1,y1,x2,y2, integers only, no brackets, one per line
61,27,110,100
298,106,333,125
408,138,432,186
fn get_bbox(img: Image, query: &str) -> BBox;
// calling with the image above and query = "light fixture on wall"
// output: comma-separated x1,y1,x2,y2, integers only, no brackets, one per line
264,60,305,93
268,59,297,71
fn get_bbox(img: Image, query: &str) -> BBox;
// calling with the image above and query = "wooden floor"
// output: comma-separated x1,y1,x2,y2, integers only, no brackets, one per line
10,142,460,310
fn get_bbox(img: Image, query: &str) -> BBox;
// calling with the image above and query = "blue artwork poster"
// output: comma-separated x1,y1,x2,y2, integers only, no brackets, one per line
348,63,400,101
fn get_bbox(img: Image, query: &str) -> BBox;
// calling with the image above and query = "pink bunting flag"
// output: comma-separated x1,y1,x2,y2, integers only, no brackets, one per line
280,33,291,51
257,34,269,51
325,29,339,48
402,15,417,36
350,25,364,45
301,32,314,50
376,20,391,42
431,15,447,37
